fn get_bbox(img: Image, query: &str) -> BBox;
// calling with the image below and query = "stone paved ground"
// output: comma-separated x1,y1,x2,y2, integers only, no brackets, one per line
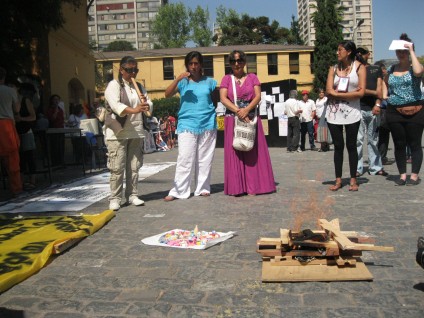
0,145,423,318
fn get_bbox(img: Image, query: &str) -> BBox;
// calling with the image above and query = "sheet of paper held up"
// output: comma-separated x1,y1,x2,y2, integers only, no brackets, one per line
388,40,413,51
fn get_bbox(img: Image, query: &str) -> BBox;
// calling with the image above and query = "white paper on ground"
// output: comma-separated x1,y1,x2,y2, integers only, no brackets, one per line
141,229,236,250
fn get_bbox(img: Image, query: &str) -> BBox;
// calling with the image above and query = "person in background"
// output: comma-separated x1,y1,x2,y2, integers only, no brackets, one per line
104,56,152,210
67,104,92,164
384,33,424,186
326,40,366,191
168,114,176,148
299,90,316,151
45,94,65,166
0,67,22,196
355,46,388,177
15,83,37,190
284,89,302,153
220,49,276,196
164,51,217,201
314,88,330,152
374,61,391,165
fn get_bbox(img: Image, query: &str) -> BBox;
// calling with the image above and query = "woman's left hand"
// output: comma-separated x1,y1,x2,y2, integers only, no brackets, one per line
236,108,250,122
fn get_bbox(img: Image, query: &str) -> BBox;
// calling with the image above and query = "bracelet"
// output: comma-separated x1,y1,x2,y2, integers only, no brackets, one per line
375,104,381,108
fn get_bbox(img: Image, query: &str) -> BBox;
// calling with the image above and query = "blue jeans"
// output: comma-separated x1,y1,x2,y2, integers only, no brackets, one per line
300,121,315,150
357,110,383,175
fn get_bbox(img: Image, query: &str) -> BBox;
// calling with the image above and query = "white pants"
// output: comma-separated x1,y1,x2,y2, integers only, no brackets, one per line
168,130,217,199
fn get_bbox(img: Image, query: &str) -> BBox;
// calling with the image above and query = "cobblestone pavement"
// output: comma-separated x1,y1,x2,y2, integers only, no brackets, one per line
1,145,423,318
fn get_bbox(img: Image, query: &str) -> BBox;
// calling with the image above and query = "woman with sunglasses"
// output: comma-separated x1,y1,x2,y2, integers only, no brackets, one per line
104,56,152,211
219,50,276,196
384,33,424,186
164,51,217,201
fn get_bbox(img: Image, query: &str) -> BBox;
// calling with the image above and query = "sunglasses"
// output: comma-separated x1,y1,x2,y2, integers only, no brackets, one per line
122,67,139,73
229,59,245,65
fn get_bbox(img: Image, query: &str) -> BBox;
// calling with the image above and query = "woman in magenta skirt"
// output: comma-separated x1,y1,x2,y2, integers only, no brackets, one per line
219,50,276,196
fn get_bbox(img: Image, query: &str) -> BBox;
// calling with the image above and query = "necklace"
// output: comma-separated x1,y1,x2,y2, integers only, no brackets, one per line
339,62,353,77
235,74,245,85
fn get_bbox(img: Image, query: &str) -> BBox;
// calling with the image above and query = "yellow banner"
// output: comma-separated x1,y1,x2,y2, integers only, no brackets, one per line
0,210,115,292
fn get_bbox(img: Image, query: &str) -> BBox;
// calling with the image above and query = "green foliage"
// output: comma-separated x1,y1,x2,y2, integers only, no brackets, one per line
288,15,304,45
312,0,344,90
0,0,82,79
103,40,135,52
214,6,291,46
189,6,213,47
151,3,190,49
152,96,180,119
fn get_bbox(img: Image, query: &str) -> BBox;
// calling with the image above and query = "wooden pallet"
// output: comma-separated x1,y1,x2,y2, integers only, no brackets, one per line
257,218,394,282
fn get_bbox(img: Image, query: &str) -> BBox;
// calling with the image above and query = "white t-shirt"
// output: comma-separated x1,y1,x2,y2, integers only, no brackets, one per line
284,98,301,117
299,99,316,122
315,96,327,118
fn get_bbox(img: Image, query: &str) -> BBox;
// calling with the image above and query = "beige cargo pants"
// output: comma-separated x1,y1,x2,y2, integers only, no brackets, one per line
106,138,144,205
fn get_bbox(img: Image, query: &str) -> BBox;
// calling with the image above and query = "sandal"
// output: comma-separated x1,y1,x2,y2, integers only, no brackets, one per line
376,170,388,176
199,192,210,197
349,183,359,191
164,195,176,202
329,182,342,191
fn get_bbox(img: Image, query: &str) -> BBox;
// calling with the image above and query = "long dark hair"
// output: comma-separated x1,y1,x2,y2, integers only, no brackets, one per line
118,56,137,87
338,41,357,61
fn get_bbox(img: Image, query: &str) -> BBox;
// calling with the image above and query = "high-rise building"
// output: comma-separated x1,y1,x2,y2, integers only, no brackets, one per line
297,0,374,60
88,0,168,51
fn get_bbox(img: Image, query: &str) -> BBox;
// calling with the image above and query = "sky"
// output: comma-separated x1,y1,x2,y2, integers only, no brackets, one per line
170,0,424,61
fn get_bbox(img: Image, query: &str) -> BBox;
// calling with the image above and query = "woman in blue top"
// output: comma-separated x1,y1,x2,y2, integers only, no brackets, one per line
164,51,217,201
385,33,424,186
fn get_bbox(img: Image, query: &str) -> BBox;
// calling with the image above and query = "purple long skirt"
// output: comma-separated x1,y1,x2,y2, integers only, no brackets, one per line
224,116,276,196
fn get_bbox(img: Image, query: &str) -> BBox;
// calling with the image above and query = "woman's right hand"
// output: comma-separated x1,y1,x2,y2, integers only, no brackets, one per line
176,72,191,82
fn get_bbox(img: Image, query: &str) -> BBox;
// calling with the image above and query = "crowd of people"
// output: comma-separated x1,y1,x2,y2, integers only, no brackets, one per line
0,68,106,197
1,32,423,207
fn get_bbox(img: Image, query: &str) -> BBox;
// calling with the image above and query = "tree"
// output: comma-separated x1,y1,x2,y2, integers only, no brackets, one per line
103,40,135,52
213,6,291,46
151,2,190,49
311,0,344,90
0,0,82,81
288,15,304,45
189,6,213,47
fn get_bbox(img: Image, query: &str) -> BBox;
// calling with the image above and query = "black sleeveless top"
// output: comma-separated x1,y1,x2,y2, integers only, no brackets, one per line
16,97,35,134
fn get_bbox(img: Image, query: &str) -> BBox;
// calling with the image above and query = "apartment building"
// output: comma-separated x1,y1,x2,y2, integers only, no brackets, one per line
297,0,374,61
88,0,167,51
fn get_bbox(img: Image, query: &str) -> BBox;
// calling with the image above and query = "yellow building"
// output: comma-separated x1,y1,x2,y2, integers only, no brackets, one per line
95,44,315,99
48,2,96,114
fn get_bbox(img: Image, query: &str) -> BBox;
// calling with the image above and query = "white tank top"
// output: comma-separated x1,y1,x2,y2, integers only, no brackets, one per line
326,62,361,125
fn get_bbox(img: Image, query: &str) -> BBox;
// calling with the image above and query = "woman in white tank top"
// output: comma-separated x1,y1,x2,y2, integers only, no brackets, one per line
325,41,366,192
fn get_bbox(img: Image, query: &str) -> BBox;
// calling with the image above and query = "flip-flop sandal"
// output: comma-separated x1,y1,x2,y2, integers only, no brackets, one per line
329,182,342,191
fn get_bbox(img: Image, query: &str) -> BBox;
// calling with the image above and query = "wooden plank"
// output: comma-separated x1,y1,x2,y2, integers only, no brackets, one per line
319,219,358,250
280,229,290,245
270,257,357,267
262,258,373,282
350,243,394,252
53,238,83,254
